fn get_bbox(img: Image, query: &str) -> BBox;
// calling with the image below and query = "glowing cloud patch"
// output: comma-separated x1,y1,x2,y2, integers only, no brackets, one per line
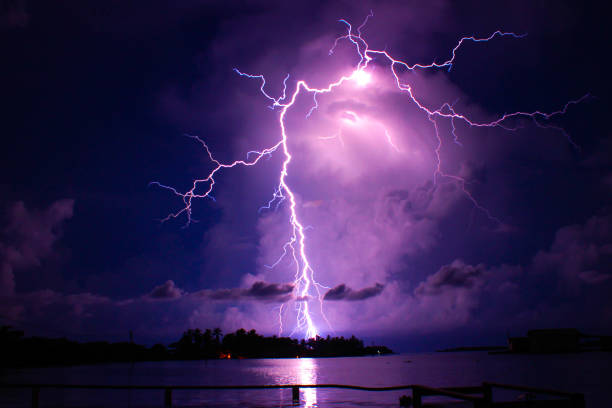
351,69,372,87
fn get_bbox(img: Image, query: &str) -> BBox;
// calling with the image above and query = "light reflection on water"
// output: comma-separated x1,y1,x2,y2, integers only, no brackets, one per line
248,357,318,407
297,358,317,408
1,353,610,407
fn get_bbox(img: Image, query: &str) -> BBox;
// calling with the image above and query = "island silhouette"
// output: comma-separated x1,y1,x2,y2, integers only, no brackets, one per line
0,326,392,367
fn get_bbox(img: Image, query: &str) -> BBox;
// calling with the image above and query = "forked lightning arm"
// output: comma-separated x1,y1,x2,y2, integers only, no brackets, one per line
152,12,587,338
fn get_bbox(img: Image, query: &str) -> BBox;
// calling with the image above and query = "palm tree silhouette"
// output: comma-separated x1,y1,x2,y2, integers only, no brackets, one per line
213,328,222,344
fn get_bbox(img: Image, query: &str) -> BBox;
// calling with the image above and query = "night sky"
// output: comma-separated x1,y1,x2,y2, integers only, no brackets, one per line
1,0,611,352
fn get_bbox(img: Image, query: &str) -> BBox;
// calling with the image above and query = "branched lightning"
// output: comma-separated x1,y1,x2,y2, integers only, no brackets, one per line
153,11,587,338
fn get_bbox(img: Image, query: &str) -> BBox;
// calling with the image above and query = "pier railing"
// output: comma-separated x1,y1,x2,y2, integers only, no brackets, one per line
0,382,585,407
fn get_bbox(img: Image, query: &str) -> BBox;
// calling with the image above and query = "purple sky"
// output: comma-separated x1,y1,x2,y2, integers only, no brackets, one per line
1,0,611,351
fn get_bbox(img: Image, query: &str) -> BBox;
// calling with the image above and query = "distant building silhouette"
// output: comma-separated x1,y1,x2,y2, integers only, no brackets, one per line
507,328,611,353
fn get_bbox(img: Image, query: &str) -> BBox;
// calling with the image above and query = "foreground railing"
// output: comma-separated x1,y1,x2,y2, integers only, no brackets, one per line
0,382,585,407
409,383,585,408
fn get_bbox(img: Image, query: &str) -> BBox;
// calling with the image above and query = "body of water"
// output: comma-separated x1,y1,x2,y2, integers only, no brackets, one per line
1,352,609,407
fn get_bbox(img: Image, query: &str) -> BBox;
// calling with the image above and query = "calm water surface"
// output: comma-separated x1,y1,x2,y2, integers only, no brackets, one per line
1,352,610,407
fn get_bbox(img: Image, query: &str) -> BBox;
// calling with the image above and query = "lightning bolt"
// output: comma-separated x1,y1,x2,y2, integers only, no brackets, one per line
152,11,587,338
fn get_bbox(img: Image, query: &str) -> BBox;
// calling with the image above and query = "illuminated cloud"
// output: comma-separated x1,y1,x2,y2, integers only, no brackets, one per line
532,214,612,286
0,199,74,296
147,280,185,300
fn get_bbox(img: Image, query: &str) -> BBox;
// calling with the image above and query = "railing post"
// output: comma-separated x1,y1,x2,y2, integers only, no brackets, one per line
399,394,412,407
292,386,300,403
473,398,486,408
412,386,422,408
482,382,492,407
571,393,585,408
31,387,39,408
164,388,172,408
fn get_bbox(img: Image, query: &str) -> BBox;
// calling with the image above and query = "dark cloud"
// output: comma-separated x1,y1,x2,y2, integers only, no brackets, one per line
414,261,486,296
147,280,185,300
324,283,384,301
246,281,293,297
0,199,74,296
194,281,294,302
144,280,294,302
0,289,111,323
578,270,610,285
323,284,350,300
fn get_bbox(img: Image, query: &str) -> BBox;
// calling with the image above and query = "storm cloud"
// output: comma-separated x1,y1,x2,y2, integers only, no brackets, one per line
1,1,609,347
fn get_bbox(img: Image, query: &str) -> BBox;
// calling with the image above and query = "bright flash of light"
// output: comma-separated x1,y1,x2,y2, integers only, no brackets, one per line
152,11,588,339
352,69,372,87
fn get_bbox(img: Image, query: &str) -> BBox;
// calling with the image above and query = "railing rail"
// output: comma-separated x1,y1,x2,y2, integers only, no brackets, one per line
411,384,486,408
0,382,585,408
483,382,585,408
0,383,412,391
484,382,584,399
1,383,413,408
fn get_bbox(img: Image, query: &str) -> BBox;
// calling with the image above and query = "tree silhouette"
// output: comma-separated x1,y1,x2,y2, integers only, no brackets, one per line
213,328,222,344
0,326,392,367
